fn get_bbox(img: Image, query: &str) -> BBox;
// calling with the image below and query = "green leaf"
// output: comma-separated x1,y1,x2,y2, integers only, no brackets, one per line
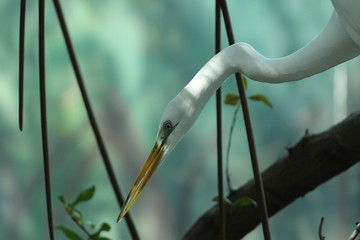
211,196,232,205
232,197,257,207
242,75,248,89
93,223,111,237
224,93,240,106
58,195,66,204
72,186,96,206
99,223,111,232
57,226,84,240
211,196,219,202
95,237,111,240
248,94,273,108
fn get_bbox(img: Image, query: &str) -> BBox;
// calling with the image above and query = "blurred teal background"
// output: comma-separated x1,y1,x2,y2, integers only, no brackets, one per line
1,0,359,239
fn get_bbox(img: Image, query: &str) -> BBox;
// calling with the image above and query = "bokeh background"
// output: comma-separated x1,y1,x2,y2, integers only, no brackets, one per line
1,0,359,239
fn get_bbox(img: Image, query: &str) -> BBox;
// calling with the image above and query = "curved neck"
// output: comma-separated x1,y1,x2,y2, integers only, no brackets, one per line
181,11,360,112
184,52,233,107
229,13,360,83
185,12,360,95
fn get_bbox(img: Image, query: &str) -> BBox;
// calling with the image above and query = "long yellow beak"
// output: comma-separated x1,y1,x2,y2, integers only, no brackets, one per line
116,141,165,222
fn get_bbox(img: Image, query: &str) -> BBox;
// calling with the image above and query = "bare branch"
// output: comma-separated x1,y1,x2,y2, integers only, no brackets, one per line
183,112,360,240
348,221,360,240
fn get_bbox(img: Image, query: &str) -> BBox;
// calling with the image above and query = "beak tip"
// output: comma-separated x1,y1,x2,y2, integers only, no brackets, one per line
116,142,164,224
116,214,123,223
116,211,126,223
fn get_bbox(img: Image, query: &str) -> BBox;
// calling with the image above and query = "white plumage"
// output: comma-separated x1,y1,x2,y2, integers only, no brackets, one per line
117,1,360,222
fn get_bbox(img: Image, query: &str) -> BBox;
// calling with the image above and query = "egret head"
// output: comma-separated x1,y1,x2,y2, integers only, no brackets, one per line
117,90,198,222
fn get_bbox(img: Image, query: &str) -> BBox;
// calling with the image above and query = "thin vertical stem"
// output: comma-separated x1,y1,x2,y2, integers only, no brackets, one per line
218,1,271,240
235,73,270,240
38,0,55,239
225,103,241,193
51,1,140,239
215,1,226,239
216,88,226,240
19,0,26,131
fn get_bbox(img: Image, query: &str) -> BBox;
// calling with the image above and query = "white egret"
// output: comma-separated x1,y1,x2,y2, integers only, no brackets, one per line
117,1,360,222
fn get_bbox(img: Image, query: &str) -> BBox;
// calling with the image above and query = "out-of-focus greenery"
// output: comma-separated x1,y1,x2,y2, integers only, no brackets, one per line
224,85,273,193
0,1,359,240
58,186,111,240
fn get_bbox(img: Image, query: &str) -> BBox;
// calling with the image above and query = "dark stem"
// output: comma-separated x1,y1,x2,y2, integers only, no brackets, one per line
38,0,55,239
70,216,99,240
215,1,226,239
219,1,272,239
235,75,271,239
318,217,325,240
18,0,26,131
225,103,241,193
72,217,93,239
51,1,140,239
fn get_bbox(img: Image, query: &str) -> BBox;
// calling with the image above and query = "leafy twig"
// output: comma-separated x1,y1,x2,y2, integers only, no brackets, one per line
51,2,139,237
224,91,272,193
58,186,111,240
225,102,241,193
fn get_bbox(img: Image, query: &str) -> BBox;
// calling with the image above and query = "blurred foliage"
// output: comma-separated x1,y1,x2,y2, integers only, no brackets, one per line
224,75,273,193
0,1,359,240
58,186,112,240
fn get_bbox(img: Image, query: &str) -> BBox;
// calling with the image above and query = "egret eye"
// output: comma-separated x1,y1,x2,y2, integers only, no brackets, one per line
163,120,173,131
158,120,175,141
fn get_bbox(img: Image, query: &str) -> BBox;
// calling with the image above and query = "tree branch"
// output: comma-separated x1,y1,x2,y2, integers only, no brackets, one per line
348,221,360,240
183,112,360,240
